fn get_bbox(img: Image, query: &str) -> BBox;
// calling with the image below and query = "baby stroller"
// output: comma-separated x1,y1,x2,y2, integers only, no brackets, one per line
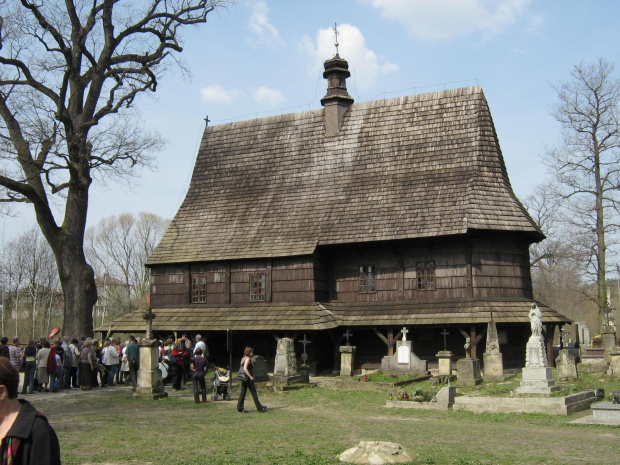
211,366,231,401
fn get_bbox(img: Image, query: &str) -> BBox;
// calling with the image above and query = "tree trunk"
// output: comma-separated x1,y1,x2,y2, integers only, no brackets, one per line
56,244,97,339
595,144,607,335
31,142,97,339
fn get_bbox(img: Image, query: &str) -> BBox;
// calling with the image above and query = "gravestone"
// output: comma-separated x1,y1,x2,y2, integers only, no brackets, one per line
517,303,558,395
608,347,620,376
381,327,427,373
271,337,302,384
435,385,456,407
340,345,356,376
436,329,453,378
252,355,269,382
136,339,168,400
483,319,504,381
555,349,578,383
298,334,311,383
339,330,356,376
456,337,482,386
575,322,590,348
602,325,617,362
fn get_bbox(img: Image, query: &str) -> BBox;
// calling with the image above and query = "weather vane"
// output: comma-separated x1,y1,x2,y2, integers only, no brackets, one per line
332,22,339,55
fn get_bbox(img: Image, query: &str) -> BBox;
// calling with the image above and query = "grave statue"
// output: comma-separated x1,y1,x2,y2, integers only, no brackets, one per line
529,303,542,338
526,303,547,367
517,303,558,395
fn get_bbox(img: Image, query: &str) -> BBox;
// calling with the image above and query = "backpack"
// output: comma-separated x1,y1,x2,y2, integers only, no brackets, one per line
63,346,74,366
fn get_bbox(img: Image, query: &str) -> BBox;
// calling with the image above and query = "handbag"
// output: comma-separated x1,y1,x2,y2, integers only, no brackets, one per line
237,369,248,381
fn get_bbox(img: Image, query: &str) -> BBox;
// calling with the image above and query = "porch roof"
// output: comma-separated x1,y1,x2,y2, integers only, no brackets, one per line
95,298,570,334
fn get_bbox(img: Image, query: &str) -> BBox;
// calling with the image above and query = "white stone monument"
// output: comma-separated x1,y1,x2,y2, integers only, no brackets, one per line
381,327,427,373
517,303,558,395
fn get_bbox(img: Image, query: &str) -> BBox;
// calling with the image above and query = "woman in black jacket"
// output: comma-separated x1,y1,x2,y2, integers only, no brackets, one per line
0,357,61,464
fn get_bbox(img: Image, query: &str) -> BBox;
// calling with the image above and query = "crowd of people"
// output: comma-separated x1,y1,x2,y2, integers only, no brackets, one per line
0,333,267,411
0,333,213,400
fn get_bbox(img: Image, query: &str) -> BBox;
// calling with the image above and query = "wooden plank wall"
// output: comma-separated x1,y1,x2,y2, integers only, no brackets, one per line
149,233,533,306
150,264,189,306
471,236,533,298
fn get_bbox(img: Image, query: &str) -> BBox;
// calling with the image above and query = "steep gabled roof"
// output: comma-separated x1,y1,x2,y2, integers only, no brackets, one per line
148,86,542,265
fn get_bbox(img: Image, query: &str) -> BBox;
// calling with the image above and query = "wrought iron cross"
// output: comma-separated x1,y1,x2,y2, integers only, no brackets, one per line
343,329,353,346
300,334,311,363
204,115,211,127
332,23,340,55
441,329,449,351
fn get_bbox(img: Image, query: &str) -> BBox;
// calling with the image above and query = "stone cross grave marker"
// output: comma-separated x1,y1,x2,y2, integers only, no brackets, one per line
143,306,156,340
343,329,353,346
401,326,409,341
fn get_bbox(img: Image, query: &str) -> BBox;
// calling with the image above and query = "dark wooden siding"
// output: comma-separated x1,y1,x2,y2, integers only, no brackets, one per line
272,257,316,302
149,232,533,307
471,235,532,299
150,264,189,306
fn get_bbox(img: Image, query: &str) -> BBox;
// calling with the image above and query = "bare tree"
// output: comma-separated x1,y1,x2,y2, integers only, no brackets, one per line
545,58,620,333
0,1,226,337
0,226,61,338
85,211,168,322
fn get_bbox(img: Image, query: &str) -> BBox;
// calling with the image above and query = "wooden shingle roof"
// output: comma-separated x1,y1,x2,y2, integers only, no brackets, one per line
148,86,542,265
94,299,570,334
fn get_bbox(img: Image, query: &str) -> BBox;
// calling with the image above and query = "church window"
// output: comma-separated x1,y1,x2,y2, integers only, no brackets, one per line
191,274,207,303
359,265,376,293
250,274,266,302
416,261,435,291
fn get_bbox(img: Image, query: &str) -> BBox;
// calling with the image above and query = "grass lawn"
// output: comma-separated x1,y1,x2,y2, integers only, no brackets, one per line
27,372,620,465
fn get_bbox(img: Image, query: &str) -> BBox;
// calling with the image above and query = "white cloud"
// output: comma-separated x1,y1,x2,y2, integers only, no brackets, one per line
200,84,238,104
301,24,398,91
252,86,285,105
247,1,282,47
365,0,534,41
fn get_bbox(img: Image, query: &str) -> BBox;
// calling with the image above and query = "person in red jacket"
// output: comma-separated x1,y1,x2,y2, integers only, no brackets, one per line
170,342,187,391
0,357,61,464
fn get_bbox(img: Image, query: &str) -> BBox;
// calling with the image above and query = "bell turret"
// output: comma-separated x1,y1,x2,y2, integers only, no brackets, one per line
320,54,354,136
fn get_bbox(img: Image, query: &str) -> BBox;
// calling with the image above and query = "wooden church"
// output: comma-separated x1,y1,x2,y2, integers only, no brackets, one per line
99,53,570,372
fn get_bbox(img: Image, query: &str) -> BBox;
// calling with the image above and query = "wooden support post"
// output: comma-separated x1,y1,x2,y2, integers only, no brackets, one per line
543,324,555,367
471,326,477,359
458,326,485,359
372,328,395,356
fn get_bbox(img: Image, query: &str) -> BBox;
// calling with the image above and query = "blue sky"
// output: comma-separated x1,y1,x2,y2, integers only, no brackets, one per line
2,0,620,242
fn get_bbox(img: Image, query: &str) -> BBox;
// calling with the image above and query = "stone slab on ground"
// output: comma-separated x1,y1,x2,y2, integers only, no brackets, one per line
338,441,414,464
385,399,452,411
571,402,620,425
453,391,597,415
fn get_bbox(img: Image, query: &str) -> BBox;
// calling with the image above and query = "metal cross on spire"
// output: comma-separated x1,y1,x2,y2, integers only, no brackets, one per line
332,22,340,55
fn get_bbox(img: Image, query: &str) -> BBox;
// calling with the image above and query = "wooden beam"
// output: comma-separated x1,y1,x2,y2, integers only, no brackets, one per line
373,328,396,356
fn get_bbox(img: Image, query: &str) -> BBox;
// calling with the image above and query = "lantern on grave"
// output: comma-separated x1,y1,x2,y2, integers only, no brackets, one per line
402,391,409,400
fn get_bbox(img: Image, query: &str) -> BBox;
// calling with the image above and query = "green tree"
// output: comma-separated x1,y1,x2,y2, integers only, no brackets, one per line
0,1,225,337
